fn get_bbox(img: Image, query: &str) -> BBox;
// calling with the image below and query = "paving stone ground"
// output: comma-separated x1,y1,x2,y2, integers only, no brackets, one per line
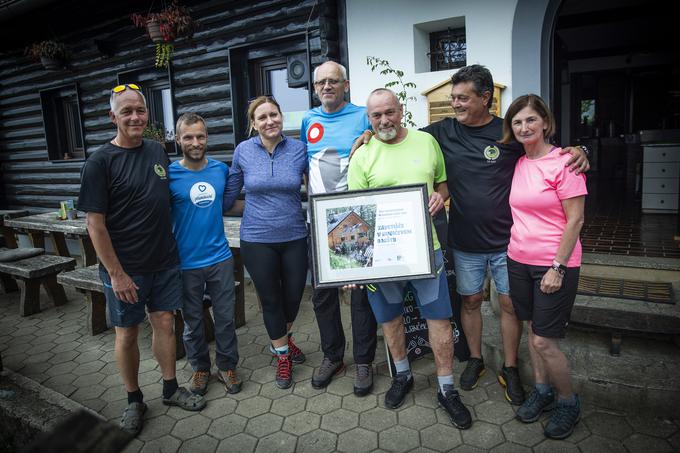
1,281,679,452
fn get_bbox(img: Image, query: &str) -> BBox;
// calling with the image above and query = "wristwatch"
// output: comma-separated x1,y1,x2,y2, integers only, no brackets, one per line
551,260,566,276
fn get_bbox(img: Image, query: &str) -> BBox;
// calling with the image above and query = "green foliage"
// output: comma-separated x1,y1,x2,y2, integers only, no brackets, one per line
155,43,174,68
143,122,169,143
24,40,67,61
329,251,362,270
366,56,417,128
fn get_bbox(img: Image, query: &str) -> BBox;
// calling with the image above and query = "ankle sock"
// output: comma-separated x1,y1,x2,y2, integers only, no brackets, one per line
535,383,552,395
162,378,179,399
275,344,289,355
127,388,143,404
394,358,411,379
437,375,454,394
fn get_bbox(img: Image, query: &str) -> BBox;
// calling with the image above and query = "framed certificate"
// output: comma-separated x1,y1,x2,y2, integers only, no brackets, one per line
309,183,435,288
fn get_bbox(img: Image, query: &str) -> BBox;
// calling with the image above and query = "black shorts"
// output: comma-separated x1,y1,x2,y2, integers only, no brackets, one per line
507,257,579,338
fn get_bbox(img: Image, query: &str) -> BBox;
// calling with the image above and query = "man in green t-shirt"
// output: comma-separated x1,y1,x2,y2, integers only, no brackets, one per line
347,88,472,430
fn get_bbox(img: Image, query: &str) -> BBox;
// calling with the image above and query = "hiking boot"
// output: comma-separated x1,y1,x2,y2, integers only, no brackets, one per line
437,385,472,429
189,370,210,396
384,373,413,409
498,365,525,405
275,354,293,389
544,396,581,440
459,357,485,390
312,357,344,389
516,387,555,423
217,369,242,394
353,364,373,397
269,336,306,364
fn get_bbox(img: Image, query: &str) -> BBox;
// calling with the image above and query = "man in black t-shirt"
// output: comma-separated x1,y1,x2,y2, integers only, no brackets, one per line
422,65,589,406
79,84,205,436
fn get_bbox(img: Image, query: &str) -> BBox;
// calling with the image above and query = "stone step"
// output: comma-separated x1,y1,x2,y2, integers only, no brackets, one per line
582,252,680,282
480,304,680,417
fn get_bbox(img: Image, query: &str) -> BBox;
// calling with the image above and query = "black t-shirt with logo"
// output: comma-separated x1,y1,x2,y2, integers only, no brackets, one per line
422,117,523,253
78,139,179,274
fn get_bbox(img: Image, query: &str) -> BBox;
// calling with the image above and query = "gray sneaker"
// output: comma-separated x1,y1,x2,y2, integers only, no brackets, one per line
189,370,210,396
353,364,373,397
312,357,344,389
216,369,242,394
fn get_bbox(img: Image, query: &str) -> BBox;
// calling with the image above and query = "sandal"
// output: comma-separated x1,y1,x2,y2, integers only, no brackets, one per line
162,386,206,411
120,402,147,435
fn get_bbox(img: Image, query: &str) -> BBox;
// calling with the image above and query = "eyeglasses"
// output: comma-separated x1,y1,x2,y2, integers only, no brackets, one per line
247,94,275,104
111,83,141,94
313,78,343,88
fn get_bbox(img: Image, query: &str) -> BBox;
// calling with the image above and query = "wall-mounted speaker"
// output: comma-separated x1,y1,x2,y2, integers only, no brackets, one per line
287,53,309,88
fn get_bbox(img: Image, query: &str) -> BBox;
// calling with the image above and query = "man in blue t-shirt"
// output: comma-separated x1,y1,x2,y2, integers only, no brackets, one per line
169,113,241,396
301,61,378,395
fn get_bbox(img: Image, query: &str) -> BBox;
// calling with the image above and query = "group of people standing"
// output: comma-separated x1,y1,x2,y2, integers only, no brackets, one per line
78,61,588,441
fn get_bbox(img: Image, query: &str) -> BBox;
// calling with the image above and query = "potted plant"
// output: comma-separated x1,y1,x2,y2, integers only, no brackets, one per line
25,40,68,70
131,1,197,68
143,122,176,153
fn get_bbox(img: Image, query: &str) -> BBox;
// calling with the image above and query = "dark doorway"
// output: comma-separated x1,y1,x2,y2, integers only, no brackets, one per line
553,0,680,258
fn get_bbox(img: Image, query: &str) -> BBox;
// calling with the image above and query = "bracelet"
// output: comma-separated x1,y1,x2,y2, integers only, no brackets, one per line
579,145,590,156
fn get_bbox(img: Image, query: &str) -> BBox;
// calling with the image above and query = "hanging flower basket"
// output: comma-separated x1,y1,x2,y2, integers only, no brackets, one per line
146,19,164,43
25,40,68,70
40,56,63,70
131,2,197,68
131,1,197,44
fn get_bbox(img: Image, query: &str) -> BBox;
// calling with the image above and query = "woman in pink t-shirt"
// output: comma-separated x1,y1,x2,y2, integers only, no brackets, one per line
499,94,587,440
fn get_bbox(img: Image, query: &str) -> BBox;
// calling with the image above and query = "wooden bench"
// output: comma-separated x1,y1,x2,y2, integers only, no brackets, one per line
57,265,232,361
0,254,76,316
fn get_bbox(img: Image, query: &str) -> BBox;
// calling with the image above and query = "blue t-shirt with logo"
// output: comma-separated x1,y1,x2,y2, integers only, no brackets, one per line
300,102,370,195
169,158,232,270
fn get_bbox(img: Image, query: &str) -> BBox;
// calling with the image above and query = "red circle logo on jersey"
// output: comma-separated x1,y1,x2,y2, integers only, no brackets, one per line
307,123,324,144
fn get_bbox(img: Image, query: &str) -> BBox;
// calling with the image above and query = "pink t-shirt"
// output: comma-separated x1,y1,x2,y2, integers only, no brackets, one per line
507,148,587,267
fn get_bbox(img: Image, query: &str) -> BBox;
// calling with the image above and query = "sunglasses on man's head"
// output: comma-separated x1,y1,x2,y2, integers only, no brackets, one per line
111,83,141,94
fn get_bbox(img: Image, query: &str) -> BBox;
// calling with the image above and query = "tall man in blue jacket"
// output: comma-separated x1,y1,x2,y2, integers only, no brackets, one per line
301,61,378,395
169,113,242,396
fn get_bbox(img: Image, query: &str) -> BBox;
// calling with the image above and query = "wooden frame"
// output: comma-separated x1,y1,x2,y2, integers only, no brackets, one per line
309,184,435,288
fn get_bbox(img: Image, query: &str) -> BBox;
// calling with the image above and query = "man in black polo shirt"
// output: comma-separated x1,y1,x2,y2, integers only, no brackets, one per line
78,84,206,436
422,65,588,405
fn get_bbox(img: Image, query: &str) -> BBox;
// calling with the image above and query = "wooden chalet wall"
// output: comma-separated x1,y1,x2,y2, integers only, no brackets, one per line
0,0,342,212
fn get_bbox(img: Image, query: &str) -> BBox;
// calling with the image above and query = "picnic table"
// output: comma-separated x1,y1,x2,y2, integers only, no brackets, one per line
5,212,247,326
3,211,96,266
0,209,28,249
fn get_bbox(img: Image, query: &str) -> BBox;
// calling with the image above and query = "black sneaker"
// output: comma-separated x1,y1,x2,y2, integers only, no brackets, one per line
384,373,413,409
516,387,555,423
437,385,472,429
498,365,525,405
544,395,581,440
459,357,485,391
311,357,344,389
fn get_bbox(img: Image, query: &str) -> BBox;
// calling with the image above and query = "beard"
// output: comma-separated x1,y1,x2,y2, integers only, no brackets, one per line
376,127,397,141
182,147,206,162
